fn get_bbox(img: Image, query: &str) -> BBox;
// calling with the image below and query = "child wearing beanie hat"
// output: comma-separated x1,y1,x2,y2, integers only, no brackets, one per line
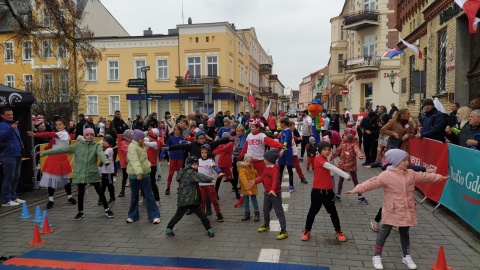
346,149,447,270
118,130,134,197
41,125,114,220
249,150,288,240
306,137,317,171
133,129,145,141
330,129,367,204
301,141,350,242
100,134,116,204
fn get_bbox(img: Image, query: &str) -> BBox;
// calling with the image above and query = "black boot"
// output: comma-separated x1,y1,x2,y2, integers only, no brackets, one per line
241,211,251,221
254,211,260,222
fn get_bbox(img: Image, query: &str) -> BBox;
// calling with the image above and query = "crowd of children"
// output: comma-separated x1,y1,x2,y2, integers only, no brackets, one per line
29,112,449,270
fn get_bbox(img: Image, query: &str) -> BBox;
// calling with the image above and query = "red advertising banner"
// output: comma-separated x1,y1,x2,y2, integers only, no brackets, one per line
409,137,449,202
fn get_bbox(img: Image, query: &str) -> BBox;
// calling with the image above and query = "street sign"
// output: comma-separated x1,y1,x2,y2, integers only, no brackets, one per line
148,94,162,99
127,79,146,88
141,66,150,72
342,87,349,95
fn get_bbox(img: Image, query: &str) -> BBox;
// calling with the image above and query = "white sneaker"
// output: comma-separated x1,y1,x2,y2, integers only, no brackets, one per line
14,198,26,204
372,256,383,270
402,255,417,269
2,201,20,206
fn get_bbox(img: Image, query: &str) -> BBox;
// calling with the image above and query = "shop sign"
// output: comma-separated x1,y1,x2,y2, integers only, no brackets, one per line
356,73,378,80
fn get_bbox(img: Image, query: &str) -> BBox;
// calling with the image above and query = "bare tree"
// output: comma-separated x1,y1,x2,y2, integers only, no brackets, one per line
0,0,102,121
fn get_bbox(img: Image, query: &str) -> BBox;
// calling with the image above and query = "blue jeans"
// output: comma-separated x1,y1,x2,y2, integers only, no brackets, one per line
1,157,22,204
128,175,160,220
244,195,259,212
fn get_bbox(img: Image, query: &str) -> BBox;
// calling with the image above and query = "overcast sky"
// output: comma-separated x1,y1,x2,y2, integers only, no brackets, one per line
100,0,344,93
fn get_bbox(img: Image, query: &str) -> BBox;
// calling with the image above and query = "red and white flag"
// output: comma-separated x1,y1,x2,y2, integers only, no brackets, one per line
455,0,480,33
248,89,257,108
183,69,190,80
263,100,271,120
400,38,423,59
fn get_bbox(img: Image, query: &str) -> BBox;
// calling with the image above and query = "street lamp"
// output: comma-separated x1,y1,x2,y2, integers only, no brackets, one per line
389,70,399,94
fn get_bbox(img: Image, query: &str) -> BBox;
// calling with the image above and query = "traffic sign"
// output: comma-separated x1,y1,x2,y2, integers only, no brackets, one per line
127,79,146,88
141,66,150,72
342,87,349,95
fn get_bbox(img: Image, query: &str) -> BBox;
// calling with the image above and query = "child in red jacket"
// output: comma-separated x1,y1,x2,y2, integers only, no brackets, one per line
212,132,238,198
301,141,350,242
250,150,288,240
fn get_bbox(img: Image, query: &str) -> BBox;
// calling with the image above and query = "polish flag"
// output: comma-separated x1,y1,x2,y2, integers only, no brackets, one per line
400,38,423,59
263,100,271,120
183,69,190,80
455,0,480,33
248,89,257,108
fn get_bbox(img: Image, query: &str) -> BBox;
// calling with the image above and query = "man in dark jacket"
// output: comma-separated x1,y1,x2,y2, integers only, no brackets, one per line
0,108,25,206
74,113,86,139
112,110,127,135
449,102,459,128
417,99,446,142
214,111,224,128
446,109,480,149
360,111,380,165
388,103,399,119
165,155,215,237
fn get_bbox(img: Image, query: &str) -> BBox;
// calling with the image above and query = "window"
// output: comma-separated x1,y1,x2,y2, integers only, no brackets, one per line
238,42,244,55
4,42,14,62
338,54,344,73
42,10,53,27
206,37,209,42
239,64,244,85
187,56,201,77
5,75,15,88
363,34,375,57
42,73,53,91
108,60,119,81
438,29,447,94
135,59,146,79
43,40,53,58
195,37,199,43
364,0,375,10
87,95,98,115
409,55,416,100
109,95,120,115
206,56,218,76
23,41,32,60
157,58,168,80
24,74,33,91
59,73,69,94
58,40,67,58
86,61,97,81
229,56,233,80
340,26,344,40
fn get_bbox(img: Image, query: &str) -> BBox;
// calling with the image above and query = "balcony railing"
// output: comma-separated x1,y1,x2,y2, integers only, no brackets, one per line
175,76,219,87
269,74,278,81
343,9,380,31
344,55,381,72
259,64,272,74
259,86,272,96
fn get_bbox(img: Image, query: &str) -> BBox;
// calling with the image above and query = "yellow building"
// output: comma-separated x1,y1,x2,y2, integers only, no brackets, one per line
84,22,279,120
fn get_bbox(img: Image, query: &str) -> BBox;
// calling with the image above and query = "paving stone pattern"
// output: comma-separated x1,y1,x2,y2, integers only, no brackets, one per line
0,148,479,269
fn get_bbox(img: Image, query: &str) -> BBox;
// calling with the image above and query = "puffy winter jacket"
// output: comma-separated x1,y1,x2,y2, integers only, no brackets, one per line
126,141,151,176
176,167,213,207
237,161,259,196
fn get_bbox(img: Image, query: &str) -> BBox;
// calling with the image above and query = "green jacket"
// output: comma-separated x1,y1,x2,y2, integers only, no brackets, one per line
176,167,212,207
42,140,108,184
126,141,151,176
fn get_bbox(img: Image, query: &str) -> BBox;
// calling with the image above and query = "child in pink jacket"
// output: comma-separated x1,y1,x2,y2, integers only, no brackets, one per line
346,149,447,270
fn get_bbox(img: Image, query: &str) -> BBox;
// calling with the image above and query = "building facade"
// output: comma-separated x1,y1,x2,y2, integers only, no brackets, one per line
329,0,400,117
396,0,475,118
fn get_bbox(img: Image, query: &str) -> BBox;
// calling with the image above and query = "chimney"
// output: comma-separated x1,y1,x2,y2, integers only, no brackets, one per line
188,17,192,24
143,27,152,36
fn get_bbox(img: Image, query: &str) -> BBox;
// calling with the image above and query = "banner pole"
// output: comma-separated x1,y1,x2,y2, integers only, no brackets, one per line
420,196,427,203
431,203,441,213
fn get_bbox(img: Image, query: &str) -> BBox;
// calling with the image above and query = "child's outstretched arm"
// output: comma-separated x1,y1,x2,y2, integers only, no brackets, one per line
330,143,342,160
354,143,365,159
412,171,447,183
346,176,382,194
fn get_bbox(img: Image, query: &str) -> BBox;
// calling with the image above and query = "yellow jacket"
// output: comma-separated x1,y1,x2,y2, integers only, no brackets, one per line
237,161,259,196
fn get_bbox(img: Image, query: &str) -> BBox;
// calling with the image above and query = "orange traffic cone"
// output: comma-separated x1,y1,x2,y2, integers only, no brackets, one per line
40,216,54,234
431,245,452,270
28,225,46,246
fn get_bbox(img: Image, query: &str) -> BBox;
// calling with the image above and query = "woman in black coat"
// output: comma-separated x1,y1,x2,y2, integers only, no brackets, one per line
329,108,340,132
360,112,380,165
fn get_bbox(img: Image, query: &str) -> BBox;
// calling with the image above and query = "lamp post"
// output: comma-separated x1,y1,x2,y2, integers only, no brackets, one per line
389,70,399,94
141,66,151,116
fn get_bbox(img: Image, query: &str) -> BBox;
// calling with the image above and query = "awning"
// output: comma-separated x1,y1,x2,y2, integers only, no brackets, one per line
0,84,35,107
126,92,238,101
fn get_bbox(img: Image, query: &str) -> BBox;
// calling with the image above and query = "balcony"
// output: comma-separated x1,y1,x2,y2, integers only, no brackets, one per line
259,64,272,74
343,9,380,31
269,74,278,82
259,86,272,96
175,76,220,89
344,56,381,73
